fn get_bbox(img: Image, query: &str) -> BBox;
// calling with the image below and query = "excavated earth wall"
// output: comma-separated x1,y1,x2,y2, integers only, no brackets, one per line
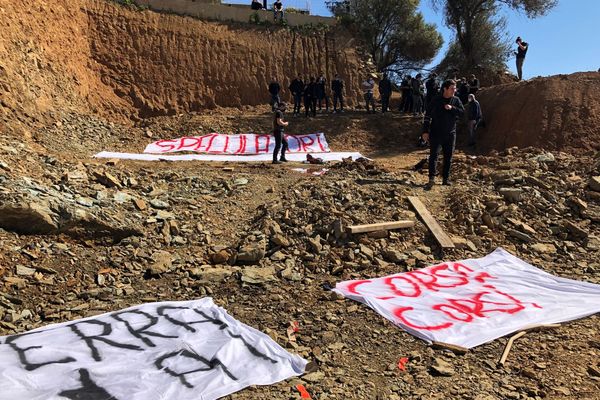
0,0,366,130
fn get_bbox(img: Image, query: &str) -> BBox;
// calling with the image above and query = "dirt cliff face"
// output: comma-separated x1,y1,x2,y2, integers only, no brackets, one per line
0,0,366,128
477,72,600,152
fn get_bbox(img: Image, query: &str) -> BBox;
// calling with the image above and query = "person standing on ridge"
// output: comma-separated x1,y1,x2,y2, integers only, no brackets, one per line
316,73,329,112
421,79,464,188
272,102,289,164
515,36,528,81
268,78,281,112
303,77,317,117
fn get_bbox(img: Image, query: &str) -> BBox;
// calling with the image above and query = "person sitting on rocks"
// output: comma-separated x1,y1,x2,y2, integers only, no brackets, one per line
273,0,284,21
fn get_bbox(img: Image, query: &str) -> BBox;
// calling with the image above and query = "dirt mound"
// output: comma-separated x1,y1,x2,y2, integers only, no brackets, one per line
0,0,367,140
477,72,600,152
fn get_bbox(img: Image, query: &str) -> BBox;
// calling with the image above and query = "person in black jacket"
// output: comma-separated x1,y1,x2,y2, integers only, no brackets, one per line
379,74,392,113
289,75,304,116
331,74,344,112
425,73,439,108
272,102,289,164
421,79,465,188
515,36,528,81
316,73,329,112
268,78,281,112
303,77,317,117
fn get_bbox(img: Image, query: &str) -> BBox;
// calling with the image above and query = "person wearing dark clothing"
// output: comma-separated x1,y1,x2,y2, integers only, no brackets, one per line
411,74,424,116
316,74,329,111
251,0,262,10
425,73,439,108
273,0,284,21
399,76,412,113
468,74,479,94
457,78,470,105
272,102,289,164
515,36,528,81
303,77,317,117
331,74,344,112
422,79,465,187
268,78,281,111
467,94,482,146
289,75,304,116
378,75,392,113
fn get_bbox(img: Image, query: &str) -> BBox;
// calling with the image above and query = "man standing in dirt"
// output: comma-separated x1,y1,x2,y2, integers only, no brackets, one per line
272,102,289,164
268,78,281,112
316,73,329,112
425,72,439,108
467,93,482,146
515,36,528,81
379,74,392,113
289,74,304,116
331,74,344,112
362,74,376,113
303,77,317,117
422,79,464,188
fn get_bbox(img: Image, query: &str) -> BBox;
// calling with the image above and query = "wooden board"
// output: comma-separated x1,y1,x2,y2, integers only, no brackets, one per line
408,196,455,249
346,220,414,234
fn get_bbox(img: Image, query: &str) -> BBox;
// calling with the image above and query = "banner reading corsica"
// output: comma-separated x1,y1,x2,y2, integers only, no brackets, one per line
334,248,600,348
144,132,330,155
0,298,307,400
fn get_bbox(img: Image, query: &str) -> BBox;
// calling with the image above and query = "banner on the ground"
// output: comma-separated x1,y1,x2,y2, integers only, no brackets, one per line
334,248,600,348
0,298,307,400
144,133,330,155
94,151,364,163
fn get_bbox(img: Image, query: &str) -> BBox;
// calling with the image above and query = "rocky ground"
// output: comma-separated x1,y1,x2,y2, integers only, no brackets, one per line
1,108,600,400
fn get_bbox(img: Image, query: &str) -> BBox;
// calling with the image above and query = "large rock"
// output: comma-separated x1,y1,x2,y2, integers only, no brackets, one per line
589,176,600,192
189,265,235,283
0,202,58,234
237,244,265,264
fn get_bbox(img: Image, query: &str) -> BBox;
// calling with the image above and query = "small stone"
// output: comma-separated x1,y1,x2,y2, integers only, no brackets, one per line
430,357,455,376
133,199,147,211
508,229,534,243
382,250,407,263
16,265,36,276
233,177,249,186
150,199,170,210
499,188,523,203
589,176,600,192
531,243,557,254
241,266,277,284
189,266,234,283
147,251,172,276
237,244,265,264
307,236,323,253
271,234,290,247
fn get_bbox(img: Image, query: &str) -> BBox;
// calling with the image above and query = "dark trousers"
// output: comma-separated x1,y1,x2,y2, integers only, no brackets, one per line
428,132,456,181
270,94,280,111
381,93,391,112
402,91,413,112
516,57,525,81
317,94,329,111
333,91,344,111
292,93,302,114
273,129,288,161
304,97,316,117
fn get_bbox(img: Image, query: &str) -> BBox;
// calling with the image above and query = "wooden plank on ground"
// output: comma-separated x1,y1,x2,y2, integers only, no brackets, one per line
346,220,414,234
407,196,455,249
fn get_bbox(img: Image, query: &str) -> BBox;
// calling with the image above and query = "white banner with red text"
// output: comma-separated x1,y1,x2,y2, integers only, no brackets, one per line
0,298,307,400
334,248,600,348
94,151,365,162
144,133,330,155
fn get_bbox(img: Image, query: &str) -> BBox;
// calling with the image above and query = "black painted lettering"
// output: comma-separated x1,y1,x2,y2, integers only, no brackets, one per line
69,320,143,361
157,306,227,333
5,331,76,371
155,349,237,389
111,310,177,347
59,368,118,400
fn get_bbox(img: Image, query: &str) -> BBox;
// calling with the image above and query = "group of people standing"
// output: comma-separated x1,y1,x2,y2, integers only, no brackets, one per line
269,73,346,117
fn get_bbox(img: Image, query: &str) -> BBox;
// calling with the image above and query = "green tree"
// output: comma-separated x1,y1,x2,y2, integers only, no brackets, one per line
432,0,557,72
328,0,443,74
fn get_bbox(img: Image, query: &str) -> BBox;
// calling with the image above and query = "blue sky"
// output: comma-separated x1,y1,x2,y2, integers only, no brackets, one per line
304,0,600,79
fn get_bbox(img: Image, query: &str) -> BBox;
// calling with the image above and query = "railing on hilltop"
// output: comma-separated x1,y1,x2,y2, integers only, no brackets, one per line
222,0,311,14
